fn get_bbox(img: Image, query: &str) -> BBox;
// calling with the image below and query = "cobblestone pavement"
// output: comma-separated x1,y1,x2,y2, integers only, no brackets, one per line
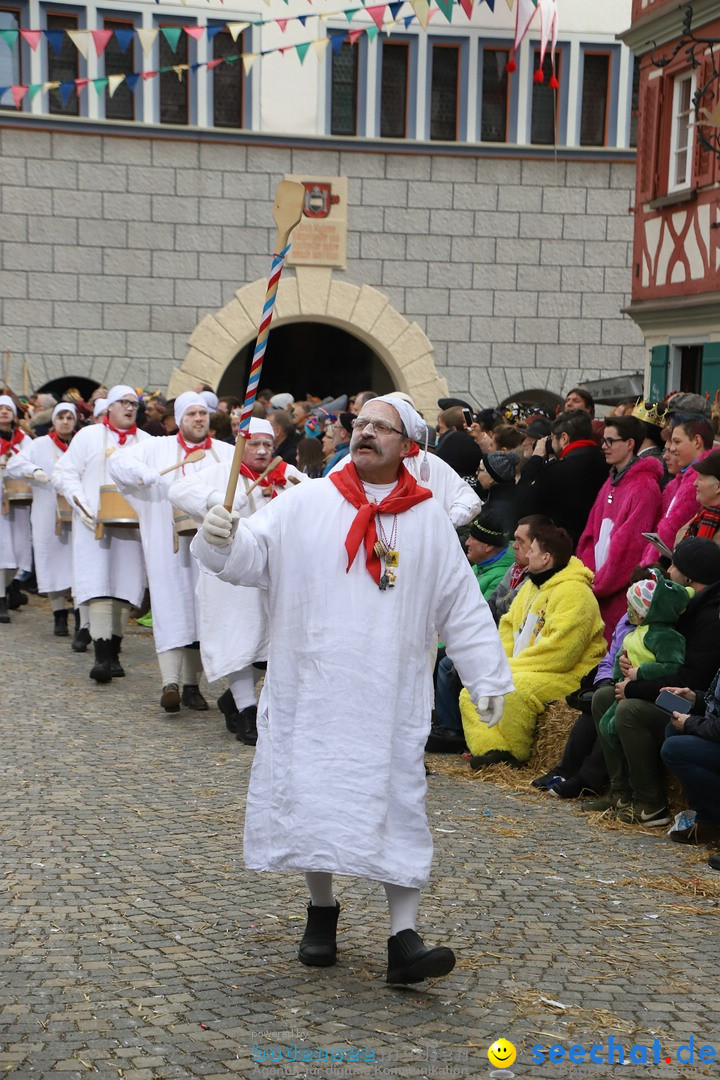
2,596,719,1080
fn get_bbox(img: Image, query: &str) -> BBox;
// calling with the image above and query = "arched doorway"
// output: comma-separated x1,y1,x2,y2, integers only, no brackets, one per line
37,376,100,401
217,322,395,402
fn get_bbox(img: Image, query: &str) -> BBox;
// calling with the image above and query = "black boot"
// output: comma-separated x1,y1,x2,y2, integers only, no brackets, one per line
0,596,10,624
298,902,340,967
110,634,125,678
7,579,28,610
236,705,258,746
386,929,455,985
160,683,181,713
89,639,113,683
217,689,242,734
72,610,91,653
53,609,69,637
182,685,209,711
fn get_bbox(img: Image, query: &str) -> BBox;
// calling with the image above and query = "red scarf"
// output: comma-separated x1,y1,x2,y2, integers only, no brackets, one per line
686,504,720,540
48,429,71,453
0,427,25,457
177,432,213,460
103,416,137,446
509,563,528,590
241,459,287,497
330,460,432,584
405,442,420,457
560,439,598,459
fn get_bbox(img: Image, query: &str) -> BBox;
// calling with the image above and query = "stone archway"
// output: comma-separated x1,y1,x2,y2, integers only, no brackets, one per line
168,266,447,415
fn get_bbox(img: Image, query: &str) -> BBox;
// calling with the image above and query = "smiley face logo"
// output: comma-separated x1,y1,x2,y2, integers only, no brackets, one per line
488,1039,517,1069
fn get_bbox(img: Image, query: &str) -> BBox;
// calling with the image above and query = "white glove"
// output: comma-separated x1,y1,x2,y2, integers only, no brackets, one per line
202,504,239,547
475,695,505,728
137,466,162,487
32,469,50,484
74,499,96,532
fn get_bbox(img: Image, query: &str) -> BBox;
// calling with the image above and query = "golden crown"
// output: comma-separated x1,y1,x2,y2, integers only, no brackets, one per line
631,399,667,427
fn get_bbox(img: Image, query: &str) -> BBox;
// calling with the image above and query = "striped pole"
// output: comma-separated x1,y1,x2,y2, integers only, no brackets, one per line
236,243,290,437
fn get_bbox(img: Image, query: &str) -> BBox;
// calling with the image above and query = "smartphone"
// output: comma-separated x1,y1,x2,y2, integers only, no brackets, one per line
655,690,692,714
462,408,473,427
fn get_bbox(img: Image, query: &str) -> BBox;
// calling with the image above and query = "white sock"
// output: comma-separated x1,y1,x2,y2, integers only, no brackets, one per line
305,872,335,907
77,602,90,629
112,601,130,638
227,667,257,711
48,590,69,613
157,648,184,687
182,647,203,686
383,883,420,935
89,598,113,640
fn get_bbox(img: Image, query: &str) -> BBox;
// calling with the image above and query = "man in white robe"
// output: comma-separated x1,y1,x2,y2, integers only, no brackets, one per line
6,402,78,636
169,417,304,742
109,392,235,713
54,385,150,683
192,396,513,985
0,394,33,621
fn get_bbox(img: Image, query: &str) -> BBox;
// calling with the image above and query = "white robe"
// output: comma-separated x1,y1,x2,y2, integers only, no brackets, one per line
6,435,73,593
0,433,32,573
169,460,305,681
191,474,513,889
108,436,235,654
53,424,150,608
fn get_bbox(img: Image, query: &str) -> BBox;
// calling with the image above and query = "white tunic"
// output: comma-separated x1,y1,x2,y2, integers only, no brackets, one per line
6,435,73,593
169,460,305,681
192,475,513,889
53,424,150,608
108,436,235,654
0,433,32,573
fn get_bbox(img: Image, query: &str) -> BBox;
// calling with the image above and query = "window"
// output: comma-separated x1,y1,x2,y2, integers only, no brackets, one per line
47,12,79,116
531,50,560,144
380,42,408,138
212,28,244,128
481,46,509,142
103,19,135,121
629,54,640,148
430,44,459,141
0,8,22,110
331,40,357,135
580,52,610,146
159,23,189,125
669,71,695,190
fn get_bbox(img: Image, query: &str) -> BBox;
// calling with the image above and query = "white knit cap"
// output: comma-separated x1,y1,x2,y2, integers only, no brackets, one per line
0,394,17,416
93,398,108,418
200,390,219,411
52,402,77,422
174,391,208,425
106,385,138,408
269,392,294,410
247,418,274,440
372,394,426,442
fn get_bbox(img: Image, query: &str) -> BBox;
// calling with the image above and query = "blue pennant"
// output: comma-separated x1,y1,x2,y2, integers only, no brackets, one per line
114,28,134,53
44,30,65,55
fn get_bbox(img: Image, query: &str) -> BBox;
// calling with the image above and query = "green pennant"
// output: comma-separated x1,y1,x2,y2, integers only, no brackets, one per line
365,23,379,41
27,82,43,102
0,28,18,50
345,7,358,22
161,26,183,53
296,41,311,64
436,0,454,21
94,77,108,97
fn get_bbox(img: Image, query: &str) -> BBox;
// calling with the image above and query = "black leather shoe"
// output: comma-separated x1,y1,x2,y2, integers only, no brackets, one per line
7,580,27,610
217,689,242,734
110,635,125,677
298,902,340,967
425,726,467,753
72,627,91,653
53,610,69,637
236,705,258,746
386,929,455,984
182,684,209,711
89,639,113,684
0,597,10,624
160,684,181,713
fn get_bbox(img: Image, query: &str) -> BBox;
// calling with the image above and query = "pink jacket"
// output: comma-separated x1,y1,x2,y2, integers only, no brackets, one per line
639,449,711,564
577,456,664,641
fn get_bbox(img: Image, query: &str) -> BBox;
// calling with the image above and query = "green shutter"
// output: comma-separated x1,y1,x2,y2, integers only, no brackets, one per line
649,345,669,401
701,343,720,400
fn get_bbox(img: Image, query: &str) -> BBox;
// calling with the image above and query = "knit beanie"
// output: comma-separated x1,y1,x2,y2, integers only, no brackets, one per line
672,537,720,585
483,451,520,485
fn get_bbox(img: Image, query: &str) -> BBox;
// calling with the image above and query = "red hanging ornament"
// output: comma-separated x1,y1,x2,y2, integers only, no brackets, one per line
549,73,559,90
533,68,545,83
505,57,517,73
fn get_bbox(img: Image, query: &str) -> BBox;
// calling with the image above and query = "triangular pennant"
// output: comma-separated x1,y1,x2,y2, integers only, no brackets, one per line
435,0,454,20
427,8,441,21
107,73,124,97
171,64,188,80
20,29,42,50
185,26,204,41
141,69,157,80
276,19,289,32
42,81,60,93
403,14,415,26
486,0,496,9
90,29,113,56
242,53,258,75
114,28,134,53
345,7,357,22
67,30,90,58
296,41,311,63
298,15,308,26
207,57,224,69
27,82,43,102
366,24,379,41
11,84,27,108
59,81,75,106
410,0,429,29
328,31,346,54
207,26,224,39
75,77,89,91
537,0,557,68
0,29,18,51
388,2,403,18
161,27,183,52
227,21,249,41
137,28,159,56
367,5,386,29
514,0,537,52
312,37,329,57
459,0,473,17
44,29,65,55
348,28,364,44
124,72,141,92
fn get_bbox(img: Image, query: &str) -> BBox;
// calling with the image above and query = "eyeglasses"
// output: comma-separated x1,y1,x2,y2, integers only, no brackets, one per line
116,400,139,410
352,418,405,437
601,436,628,447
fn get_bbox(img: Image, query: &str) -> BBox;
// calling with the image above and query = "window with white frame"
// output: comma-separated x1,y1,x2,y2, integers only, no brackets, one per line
669,71,695,190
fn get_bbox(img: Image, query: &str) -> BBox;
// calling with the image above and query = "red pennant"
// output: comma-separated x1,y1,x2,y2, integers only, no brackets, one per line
348,28,364,44
367,4,386,29
75,77,89,91
459,0,473,17
141,70,157,80
276,18,288,32
11,85,27,108
207,57,224,69
91,29,113,56
185,26,204,40
20,29,42,50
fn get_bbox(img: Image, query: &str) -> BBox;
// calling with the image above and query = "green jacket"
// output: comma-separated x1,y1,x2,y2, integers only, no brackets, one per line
473,547,516,601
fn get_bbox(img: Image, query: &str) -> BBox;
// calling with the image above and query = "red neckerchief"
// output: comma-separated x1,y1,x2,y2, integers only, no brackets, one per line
560,439,598,459
405,442,420,457
177,432,213,459
330,460,432,584
103,416,137,446
509,563,528,590
241,458,287,498
0,427,25,457
48,429,72,453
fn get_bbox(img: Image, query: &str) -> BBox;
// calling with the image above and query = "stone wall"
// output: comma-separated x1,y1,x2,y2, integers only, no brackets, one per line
0,123,644,404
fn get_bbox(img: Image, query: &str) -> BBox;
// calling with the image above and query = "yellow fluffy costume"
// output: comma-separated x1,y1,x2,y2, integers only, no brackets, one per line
460,556,607,761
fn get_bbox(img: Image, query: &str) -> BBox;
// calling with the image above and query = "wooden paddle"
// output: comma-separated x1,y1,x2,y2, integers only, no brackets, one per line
159,448,205,475
223,180,305,512
243,455,284,496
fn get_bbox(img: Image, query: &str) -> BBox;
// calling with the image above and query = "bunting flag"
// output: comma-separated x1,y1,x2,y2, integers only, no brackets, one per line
91,29,114,56
67,30,90,59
